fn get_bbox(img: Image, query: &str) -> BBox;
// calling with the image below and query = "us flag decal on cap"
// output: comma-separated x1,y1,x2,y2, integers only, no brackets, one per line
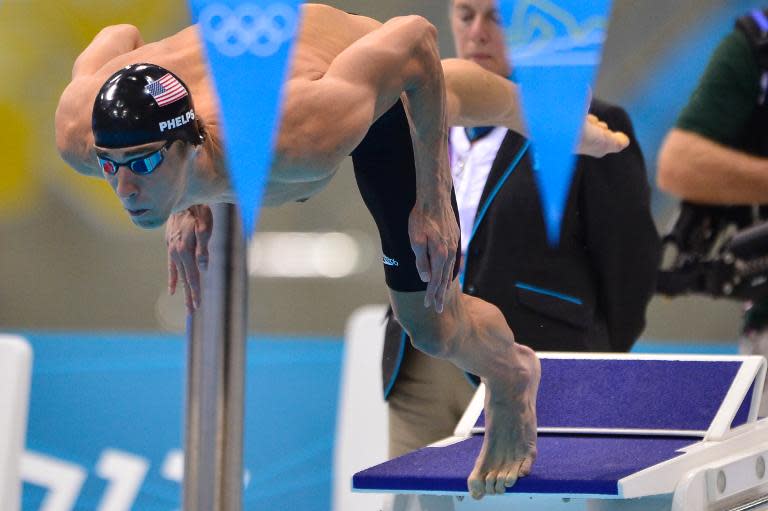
145,73,188,107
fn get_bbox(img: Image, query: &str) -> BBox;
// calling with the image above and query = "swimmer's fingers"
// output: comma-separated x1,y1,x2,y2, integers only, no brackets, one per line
168,255,179,296
409,218,432,286
435,244,455,313
614,131,630,149
424,241,445,311
178,238,201,311
181,268,194,313
192,205,213,272
168,244,193,313
166,209,203,312
175,224,200,311
578,117,630,157
416,244,434,309
166,217,181,296
169,245,195,313
428,237,451,313
409,204,457,310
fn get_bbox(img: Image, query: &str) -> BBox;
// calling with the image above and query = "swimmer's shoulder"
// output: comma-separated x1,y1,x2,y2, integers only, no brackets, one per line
55,76,101,176
301,3,382,33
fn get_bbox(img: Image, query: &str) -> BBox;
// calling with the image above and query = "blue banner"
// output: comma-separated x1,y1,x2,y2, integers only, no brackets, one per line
188,0,303,237
20,333,341,510
498,0,612,244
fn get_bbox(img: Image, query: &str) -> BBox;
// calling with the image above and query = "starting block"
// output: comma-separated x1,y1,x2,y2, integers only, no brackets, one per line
353,353,768,511
0,334,32,511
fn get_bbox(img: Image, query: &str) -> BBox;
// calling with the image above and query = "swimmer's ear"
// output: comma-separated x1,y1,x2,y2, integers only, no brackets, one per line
196,120,207,145
183,143,202,163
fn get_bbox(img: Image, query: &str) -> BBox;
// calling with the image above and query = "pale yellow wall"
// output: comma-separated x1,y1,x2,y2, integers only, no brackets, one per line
0,0,742,340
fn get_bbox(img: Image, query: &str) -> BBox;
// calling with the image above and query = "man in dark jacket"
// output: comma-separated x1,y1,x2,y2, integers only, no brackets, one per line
384,0,661,459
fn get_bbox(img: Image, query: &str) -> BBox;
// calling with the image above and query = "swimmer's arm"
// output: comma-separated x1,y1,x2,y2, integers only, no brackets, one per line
56,25,146,177
296,13,457,310
364,16,457,310
366,17,457,310
442,58,526,132
72,24,145,78
442,58,629,157
167,205,212,312
55,78,102,177
165,174,335,313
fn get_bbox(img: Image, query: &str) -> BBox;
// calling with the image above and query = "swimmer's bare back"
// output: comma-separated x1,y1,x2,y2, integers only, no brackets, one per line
56,3,627,190
56,4,383,181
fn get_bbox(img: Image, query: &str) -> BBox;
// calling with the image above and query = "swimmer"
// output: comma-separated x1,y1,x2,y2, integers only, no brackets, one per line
55,4,629,498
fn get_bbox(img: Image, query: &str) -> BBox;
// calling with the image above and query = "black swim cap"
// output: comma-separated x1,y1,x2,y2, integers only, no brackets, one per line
92,63,204,148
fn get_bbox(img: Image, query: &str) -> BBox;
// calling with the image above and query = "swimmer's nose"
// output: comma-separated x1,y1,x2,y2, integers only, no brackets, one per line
115,169,139,200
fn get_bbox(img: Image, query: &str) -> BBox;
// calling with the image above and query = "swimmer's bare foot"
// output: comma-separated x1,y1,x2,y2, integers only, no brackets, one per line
467,344,540,500
577,113,630,157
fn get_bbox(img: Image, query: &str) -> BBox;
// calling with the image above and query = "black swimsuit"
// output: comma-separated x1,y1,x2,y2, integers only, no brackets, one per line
351,101,461,292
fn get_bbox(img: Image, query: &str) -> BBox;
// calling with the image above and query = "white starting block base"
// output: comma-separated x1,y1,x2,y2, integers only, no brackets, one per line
0,334,32,511
385,494,675,511
344,309,768,511
348,307,768,511
382,415,768,510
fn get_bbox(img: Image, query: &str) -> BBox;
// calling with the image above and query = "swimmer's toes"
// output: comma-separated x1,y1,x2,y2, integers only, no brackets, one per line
495,471,509,494
468,471,485,500
504,463,521,488
484,469,500,496
519,455,535,477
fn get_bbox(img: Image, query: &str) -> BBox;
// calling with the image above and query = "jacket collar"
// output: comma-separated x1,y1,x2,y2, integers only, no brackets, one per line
475,130,529,221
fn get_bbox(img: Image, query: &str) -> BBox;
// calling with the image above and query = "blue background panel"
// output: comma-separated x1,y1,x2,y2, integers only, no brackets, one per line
21,333,341,511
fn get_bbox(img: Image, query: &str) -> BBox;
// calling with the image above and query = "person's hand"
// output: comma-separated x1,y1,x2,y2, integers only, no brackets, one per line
166,205,213,313
577,114,630,157
408,198,459,313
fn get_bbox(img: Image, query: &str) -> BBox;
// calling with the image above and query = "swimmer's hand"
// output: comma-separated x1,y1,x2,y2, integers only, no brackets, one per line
409,198,459,313
166,205,213,313
577,114,630,157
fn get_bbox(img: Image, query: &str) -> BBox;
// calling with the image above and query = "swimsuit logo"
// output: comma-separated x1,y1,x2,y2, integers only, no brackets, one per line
383,255,399,267
199,3,298,58
159,110,196,133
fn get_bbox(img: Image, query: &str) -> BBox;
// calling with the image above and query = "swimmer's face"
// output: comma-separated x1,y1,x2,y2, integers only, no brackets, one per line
451,0,510,78
96,140,195,229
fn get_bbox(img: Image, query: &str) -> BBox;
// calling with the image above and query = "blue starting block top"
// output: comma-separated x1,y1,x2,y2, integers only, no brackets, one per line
471,357,756,436
354,354,767,497
354,434,694,496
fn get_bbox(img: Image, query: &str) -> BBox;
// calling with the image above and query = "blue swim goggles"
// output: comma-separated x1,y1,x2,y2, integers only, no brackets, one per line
97,142,170,176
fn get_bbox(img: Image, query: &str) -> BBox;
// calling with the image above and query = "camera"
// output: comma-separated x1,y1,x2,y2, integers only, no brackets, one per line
657,202,768,301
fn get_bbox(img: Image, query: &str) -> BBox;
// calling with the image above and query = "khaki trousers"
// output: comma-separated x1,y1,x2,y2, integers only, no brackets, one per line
387,345,475,458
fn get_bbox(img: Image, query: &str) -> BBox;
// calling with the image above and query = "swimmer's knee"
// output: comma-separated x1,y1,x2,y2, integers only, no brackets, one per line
395,310,457,360
409,326,452,359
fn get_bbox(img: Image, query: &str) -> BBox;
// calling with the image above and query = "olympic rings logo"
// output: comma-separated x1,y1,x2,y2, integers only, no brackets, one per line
199,3,298,58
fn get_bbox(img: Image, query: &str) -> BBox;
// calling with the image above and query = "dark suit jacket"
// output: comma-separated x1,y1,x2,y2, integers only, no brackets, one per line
382,99,661,398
